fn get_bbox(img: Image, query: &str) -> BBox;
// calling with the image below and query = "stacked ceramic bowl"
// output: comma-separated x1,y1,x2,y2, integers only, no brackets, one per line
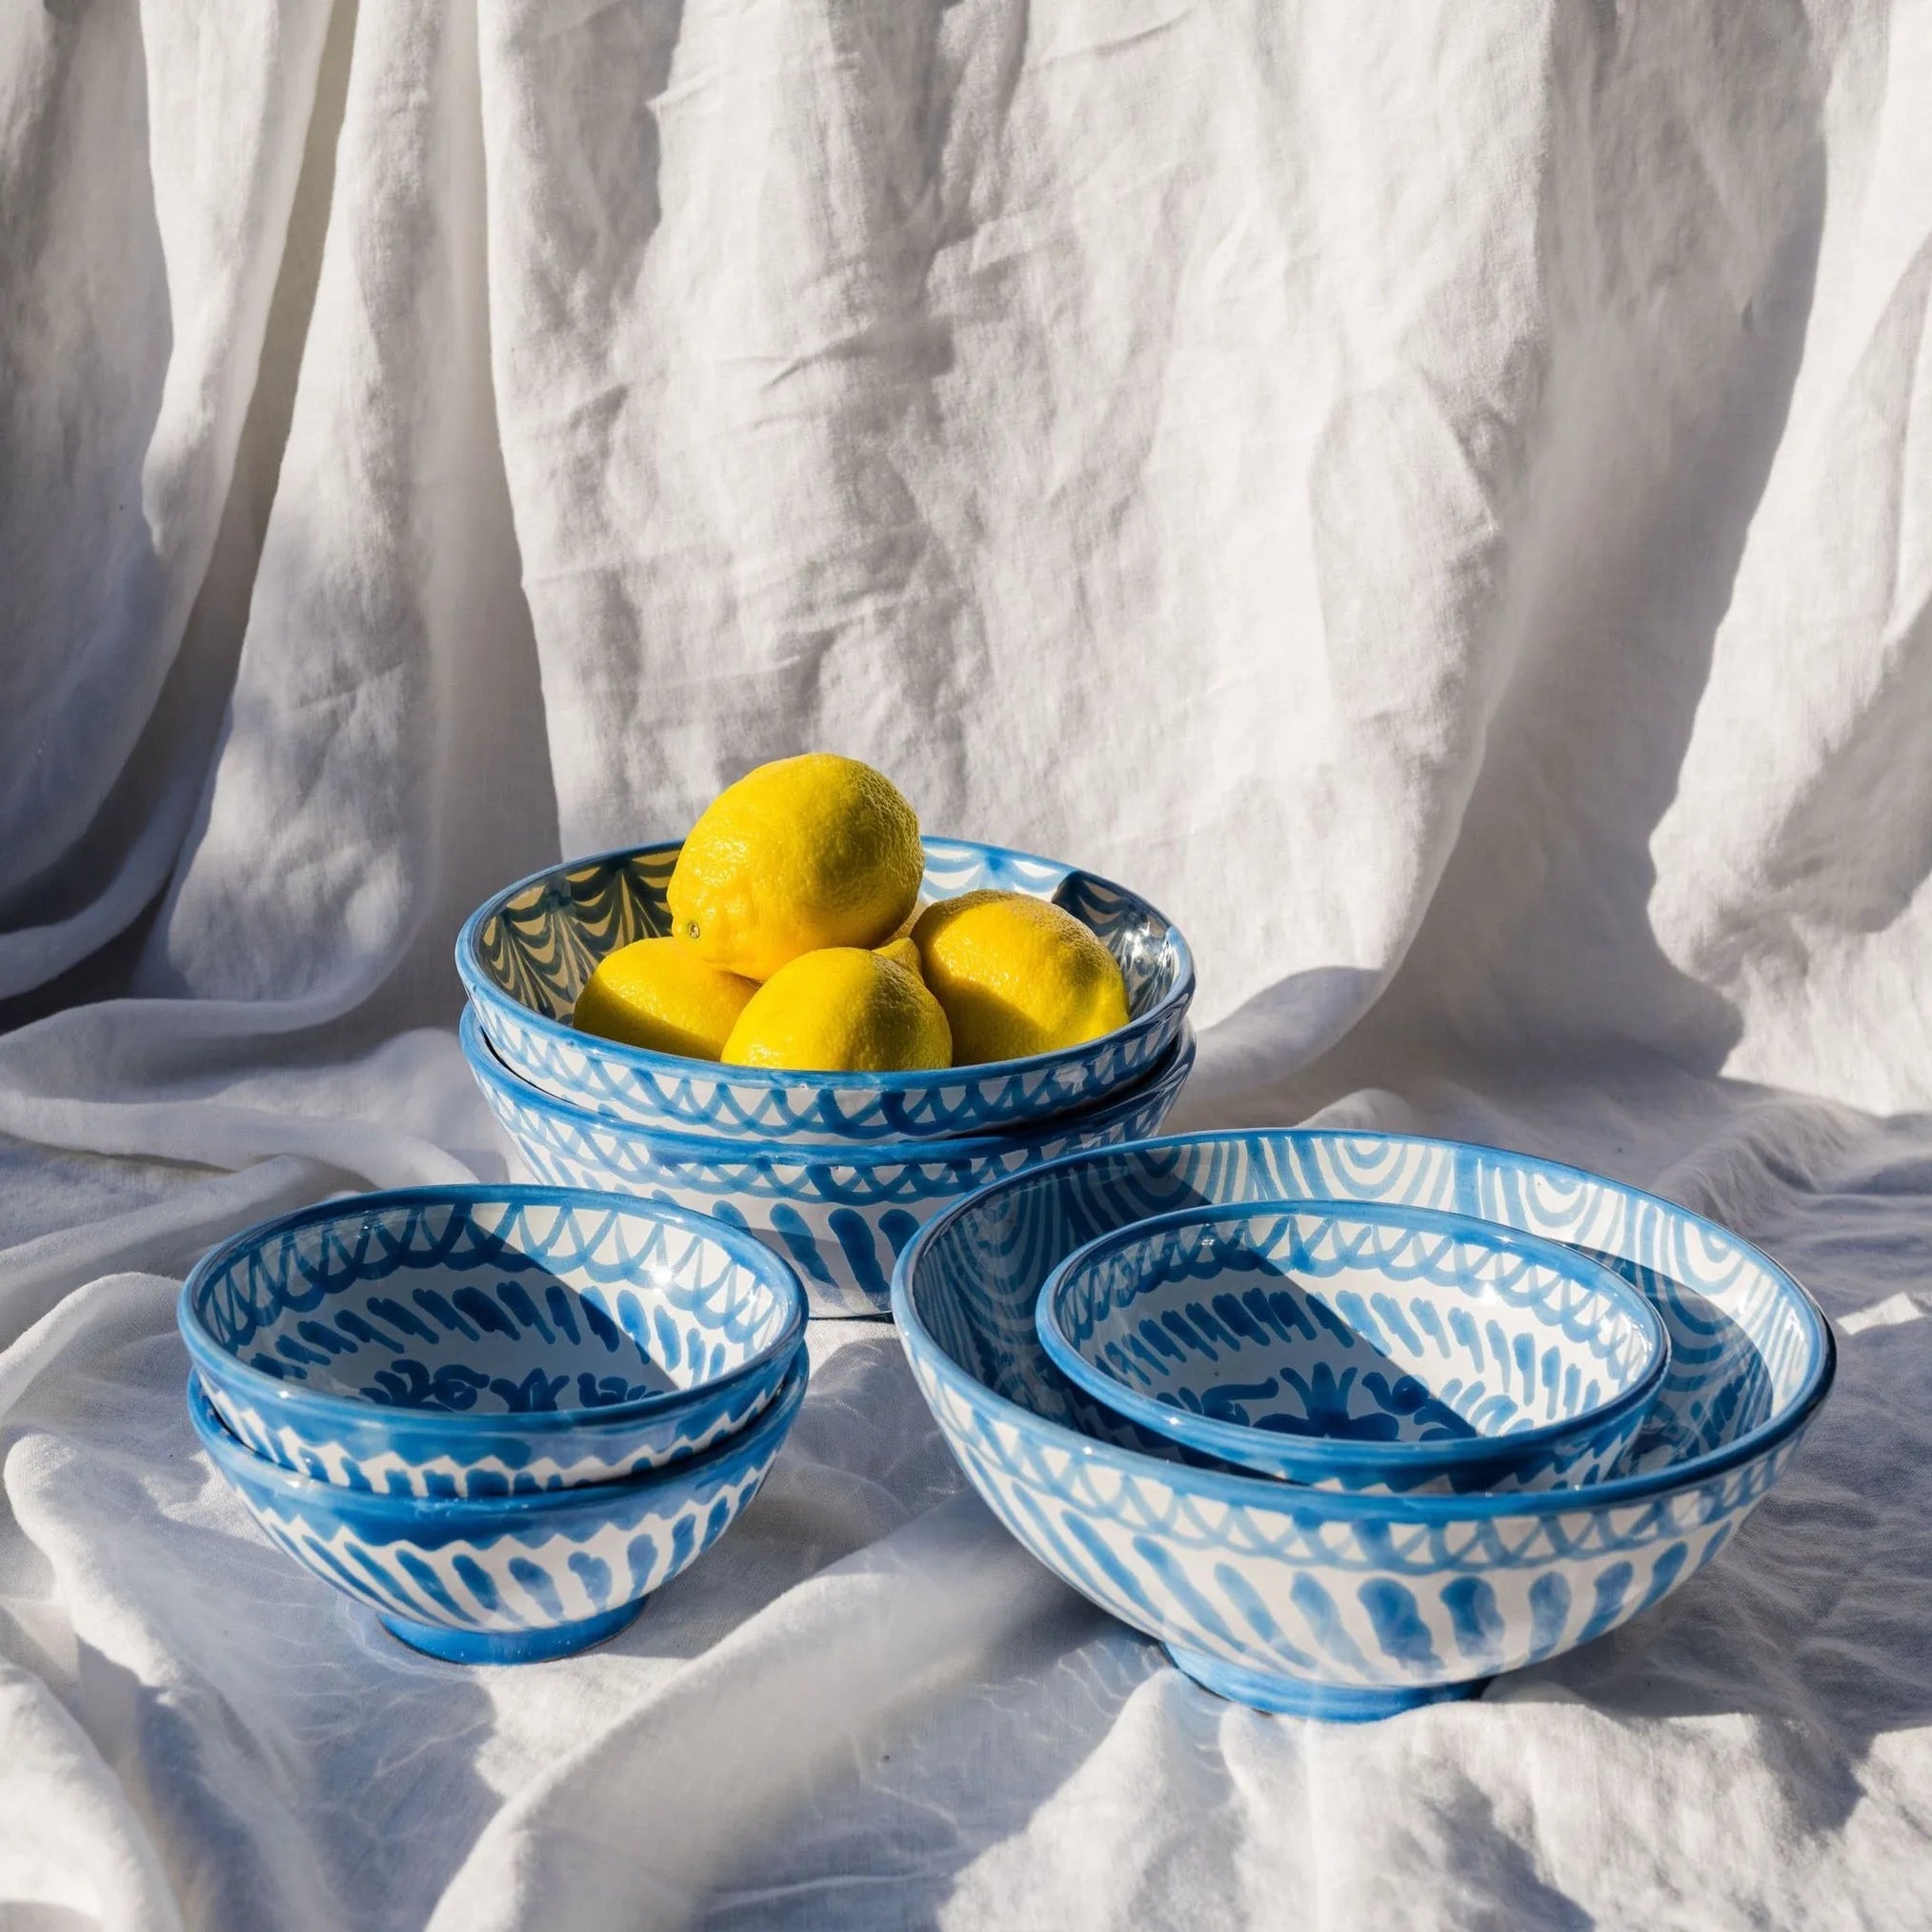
893,1130,1836,1720
180,1186,809,1661
1035,1199,1675,1496
456,838,1198,1314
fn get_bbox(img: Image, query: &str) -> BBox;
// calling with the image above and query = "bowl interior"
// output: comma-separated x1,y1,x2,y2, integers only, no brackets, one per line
904,1133,1830,1495
188,1193,797,1417
1046,1201,1659,1449
470,837,1182,1044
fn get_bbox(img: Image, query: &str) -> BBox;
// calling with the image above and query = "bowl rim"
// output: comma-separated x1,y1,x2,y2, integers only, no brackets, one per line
178,1183,809,1437
461,1004,1198,1170
891,1128,1838,1524
453,834,1197,1098
1034,1197,1671,1483
186,1348,810,1526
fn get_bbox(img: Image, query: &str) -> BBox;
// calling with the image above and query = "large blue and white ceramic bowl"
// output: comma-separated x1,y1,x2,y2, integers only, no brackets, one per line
189,1354,807,1663
456,836,1194,1144
464,1007,1197,1318
181,1188,806,1498
893,1131,1836,1721
1036,1200,1670,1495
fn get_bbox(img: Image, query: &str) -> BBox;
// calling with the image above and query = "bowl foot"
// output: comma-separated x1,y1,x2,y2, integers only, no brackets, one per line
1165,1644,1488,1721
379,1600,646,1665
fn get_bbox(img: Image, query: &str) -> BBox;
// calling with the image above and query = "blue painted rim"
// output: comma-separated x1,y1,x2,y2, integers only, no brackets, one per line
1034,1197,1671,1485
1165,1643,1488,1720
453,834,1197,1096
178,1183,809,1439
461,1005,1198,1170
890,1129,1838,1524
186,1347,810,1530
379,1600,647,1664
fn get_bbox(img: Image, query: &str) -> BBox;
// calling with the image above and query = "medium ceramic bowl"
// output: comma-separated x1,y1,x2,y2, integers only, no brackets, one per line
180,1187,806,1498
893,1130,1836,1721
463,1005,1196,1316
189,1353,808,1662
1036,1200,1670,1494
456,836,1194,1144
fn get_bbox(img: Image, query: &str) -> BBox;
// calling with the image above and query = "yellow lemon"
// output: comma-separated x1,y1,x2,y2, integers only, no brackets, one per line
722,947,952,1073
667,754,923,981
912,891,1130,1064
874,936,924,977
572,938,757,1061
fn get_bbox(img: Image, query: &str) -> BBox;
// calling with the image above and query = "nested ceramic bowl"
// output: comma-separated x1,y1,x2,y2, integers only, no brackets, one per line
180,1187,806,1498
463,1005,1196,1317
1036,1200,1670,1495
456,836,1194,1144
189,1353,807,1662
893,1130,1836,1722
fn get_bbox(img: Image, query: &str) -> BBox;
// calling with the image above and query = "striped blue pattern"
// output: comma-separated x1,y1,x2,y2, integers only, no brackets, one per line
892,1131,1835,1721
188,1357,807,1663
1038,1200,1668,1493
464,1007,1195,1317
456,836,1194,1144
181,1188,805,1497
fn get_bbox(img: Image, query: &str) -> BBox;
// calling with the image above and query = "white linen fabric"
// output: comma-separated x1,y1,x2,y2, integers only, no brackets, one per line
2,1,1930,1924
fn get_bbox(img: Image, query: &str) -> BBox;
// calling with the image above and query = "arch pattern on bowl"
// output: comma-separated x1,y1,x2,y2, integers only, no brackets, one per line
188,1357,807,1663
1039,1200,1669,1493
892,1131,1834,1720
462,1007,1195,1317
457,837,1194,1142
182,1189,805,1496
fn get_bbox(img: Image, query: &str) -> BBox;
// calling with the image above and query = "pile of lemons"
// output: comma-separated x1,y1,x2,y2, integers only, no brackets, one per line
573,755,1130,1074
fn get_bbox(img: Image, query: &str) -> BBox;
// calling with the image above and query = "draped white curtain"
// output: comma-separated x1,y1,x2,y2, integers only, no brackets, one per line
1,3,1928,1925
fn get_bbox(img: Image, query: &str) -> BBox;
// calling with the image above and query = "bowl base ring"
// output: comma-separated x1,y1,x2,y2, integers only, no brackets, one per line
1165,1644,1489,1722
379,1599,647,1665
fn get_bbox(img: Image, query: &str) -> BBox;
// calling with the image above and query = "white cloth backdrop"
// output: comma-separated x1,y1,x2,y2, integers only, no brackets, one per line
2,1,1930,1924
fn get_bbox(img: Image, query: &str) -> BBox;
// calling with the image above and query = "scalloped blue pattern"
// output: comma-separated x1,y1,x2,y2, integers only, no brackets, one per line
464,1007,1196,1317
181,1189,805,1497
1039,1200,1667,1494
188,1358,807,1662
456,836,1194,1143
892,1131,1836,1718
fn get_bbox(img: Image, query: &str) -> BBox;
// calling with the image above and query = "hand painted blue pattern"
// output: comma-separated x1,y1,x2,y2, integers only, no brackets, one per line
181,1187,807,1498
892,1130,1835,1721
455,836,1195,1144
464,1008,1196,1318
1036,1201,1668,1493
188,1358,808,1664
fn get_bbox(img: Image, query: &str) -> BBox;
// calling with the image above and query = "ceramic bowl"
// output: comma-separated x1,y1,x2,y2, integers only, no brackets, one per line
893,1130,1836,1721
1036,1200,1670,1494
456,836,1194,1144
180,1187,806,1498
463,1005,1196,1316
189,1352,807,1662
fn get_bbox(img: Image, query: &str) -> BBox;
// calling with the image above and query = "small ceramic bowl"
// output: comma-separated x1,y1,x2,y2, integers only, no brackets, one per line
1037,1200,1670,1495
462,1005,1196,1316
180,1187,806,1497
456,835,1194,1144
188,1353,807,1662
894,1131,1836,1721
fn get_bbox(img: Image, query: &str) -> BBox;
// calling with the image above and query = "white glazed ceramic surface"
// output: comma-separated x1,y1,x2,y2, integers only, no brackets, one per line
181,1187,806,1497
457,836,1194,1144
188,1355,808,1664
893,1131,1834,1721
464,1005,1196,1317
1036,1199,1669,1494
